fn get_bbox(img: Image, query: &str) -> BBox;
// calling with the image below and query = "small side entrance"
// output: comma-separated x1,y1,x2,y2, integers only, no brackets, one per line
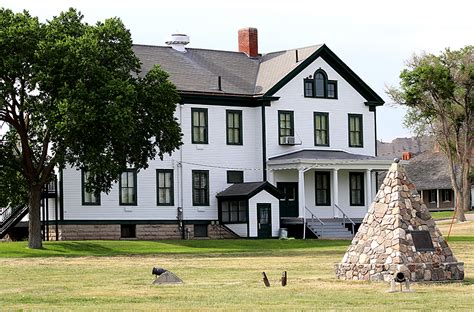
257,203,272,238
277,182,298,217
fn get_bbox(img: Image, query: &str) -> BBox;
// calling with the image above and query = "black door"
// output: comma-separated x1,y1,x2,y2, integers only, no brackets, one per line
277,182,298,217
257,203,272,238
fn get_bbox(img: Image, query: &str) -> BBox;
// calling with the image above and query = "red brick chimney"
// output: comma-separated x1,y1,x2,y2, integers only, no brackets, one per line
238,27,258,57
402,151,412,160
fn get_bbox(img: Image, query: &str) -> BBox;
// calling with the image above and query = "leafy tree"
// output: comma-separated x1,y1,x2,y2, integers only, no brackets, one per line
0,133,28,207
0,8,182,248
388,46,473,222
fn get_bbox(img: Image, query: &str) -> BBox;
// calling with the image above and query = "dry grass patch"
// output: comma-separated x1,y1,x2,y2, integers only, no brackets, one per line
437,220,474,237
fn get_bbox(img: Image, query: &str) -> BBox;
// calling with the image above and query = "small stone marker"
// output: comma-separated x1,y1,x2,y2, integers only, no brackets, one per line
152,268,183,285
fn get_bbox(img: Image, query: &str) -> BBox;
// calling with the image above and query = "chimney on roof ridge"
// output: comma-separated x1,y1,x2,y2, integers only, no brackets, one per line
402,151,412,161
238,27,258,58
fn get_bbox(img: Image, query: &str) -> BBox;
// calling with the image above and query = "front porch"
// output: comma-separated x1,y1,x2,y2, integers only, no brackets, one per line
267,150,393,222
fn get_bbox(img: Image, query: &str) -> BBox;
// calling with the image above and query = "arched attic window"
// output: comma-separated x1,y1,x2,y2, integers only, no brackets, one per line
314,70,326,97
303,69,338,99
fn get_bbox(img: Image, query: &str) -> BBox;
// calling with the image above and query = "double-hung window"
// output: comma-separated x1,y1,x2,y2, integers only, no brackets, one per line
278,110,294,145
315,171,331,206
82,170,100,205
226,110,242,145
349,172,364,206
304,79,313,97
428,190,437,203
120,169,137,205
348,114,363,147
192,170,209,206
441,189,452,202
327,81,337,98
156,169,174,206
314,112,329,146
192,108,208,144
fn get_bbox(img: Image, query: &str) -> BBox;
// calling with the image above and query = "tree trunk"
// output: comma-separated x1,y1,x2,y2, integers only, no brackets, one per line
462,163,471,212
454,189,466,223
28,184,43,249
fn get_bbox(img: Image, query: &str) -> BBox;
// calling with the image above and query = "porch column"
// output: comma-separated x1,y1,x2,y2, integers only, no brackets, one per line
267,169,275,185
436,189,440,209
366,169,372,211
298,168,306,218
333,169,339,218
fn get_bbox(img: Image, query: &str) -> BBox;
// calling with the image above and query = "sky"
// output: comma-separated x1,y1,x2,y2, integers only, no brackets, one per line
2,0,473,142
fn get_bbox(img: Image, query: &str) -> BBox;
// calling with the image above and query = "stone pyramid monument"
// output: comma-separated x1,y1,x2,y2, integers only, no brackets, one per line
335,160,464,282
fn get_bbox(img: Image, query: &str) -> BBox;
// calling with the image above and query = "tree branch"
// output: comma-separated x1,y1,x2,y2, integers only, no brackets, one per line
38,129,51,170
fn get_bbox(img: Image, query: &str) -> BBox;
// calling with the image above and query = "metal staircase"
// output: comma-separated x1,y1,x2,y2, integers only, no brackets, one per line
0,204,28,239
0,176,59,240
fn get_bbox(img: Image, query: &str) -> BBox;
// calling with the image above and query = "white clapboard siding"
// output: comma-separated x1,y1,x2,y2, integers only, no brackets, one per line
267,57,375,158
61,54,377,223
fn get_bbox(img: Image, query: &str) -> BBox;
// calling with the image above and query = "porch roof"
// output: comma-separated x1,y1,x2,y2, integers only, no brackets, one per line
267,149,393,170
216,181,283,199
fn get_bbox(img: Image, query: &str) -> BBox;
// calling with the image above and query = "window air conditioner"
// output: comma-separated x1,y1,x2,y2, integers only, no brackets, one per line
282,136,296,145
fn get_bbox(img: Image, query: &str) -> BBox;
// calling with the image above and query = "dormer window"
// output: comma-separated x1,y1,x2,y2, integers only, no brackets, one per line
304,69,338,99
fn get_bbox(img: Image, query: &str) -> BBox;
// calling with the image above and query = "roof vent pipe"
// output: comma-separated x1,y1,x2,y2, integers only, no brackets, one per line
165,34,190,52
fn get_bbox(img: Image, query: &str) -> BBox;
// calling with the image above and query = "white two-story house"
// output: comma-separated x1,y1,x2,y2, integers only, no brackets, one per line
50,28,392,240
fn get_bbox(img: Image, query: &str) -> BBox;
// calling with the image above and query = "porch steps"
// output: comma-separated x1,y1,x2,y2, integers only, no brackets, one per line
307,219,354,239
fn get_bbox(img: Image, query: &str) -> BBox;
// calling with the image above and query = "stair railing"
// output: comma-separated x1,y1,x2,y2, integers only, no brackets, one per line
1,204,29,239
0,204,14,223
303,207,325,239
334,204,356,235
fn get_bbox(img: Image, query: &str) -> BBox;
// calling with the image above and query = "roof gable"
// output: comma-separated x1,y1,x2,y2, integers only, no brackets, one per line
263,44,384,106
133,43,383,106
255,45,321,94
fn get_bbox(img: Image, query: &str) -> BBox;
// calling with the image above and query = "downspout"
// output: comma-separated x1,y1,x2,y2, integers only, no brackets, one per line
179,103,185,239
59,168,64,221
54,176,59,240
373,106,378,156
261,101,267,181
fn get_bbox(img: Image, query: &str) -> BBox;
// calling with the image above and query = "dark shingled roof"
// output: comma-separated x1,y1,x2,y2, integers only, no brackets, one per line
269,150,376,161
216,181,282,199
133,42,384,105
405,151,453,190
133,45,260,95
133,44,321,96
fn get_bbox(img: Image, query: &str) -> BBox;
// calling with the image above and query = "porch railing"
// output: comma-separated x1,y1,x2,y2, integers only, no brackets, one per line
334,204,356,235
303,207,325,239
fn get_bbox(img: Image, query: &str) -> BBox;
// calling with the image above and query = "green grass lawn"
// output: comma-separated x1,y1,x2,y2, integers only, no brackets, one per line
0,223,473,311
0,239,349,258
431,210,474,220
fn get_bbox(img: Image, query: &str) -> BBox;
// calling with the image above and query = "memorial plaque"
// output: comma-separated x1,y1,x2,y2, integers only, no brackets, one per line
411,230,435,252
